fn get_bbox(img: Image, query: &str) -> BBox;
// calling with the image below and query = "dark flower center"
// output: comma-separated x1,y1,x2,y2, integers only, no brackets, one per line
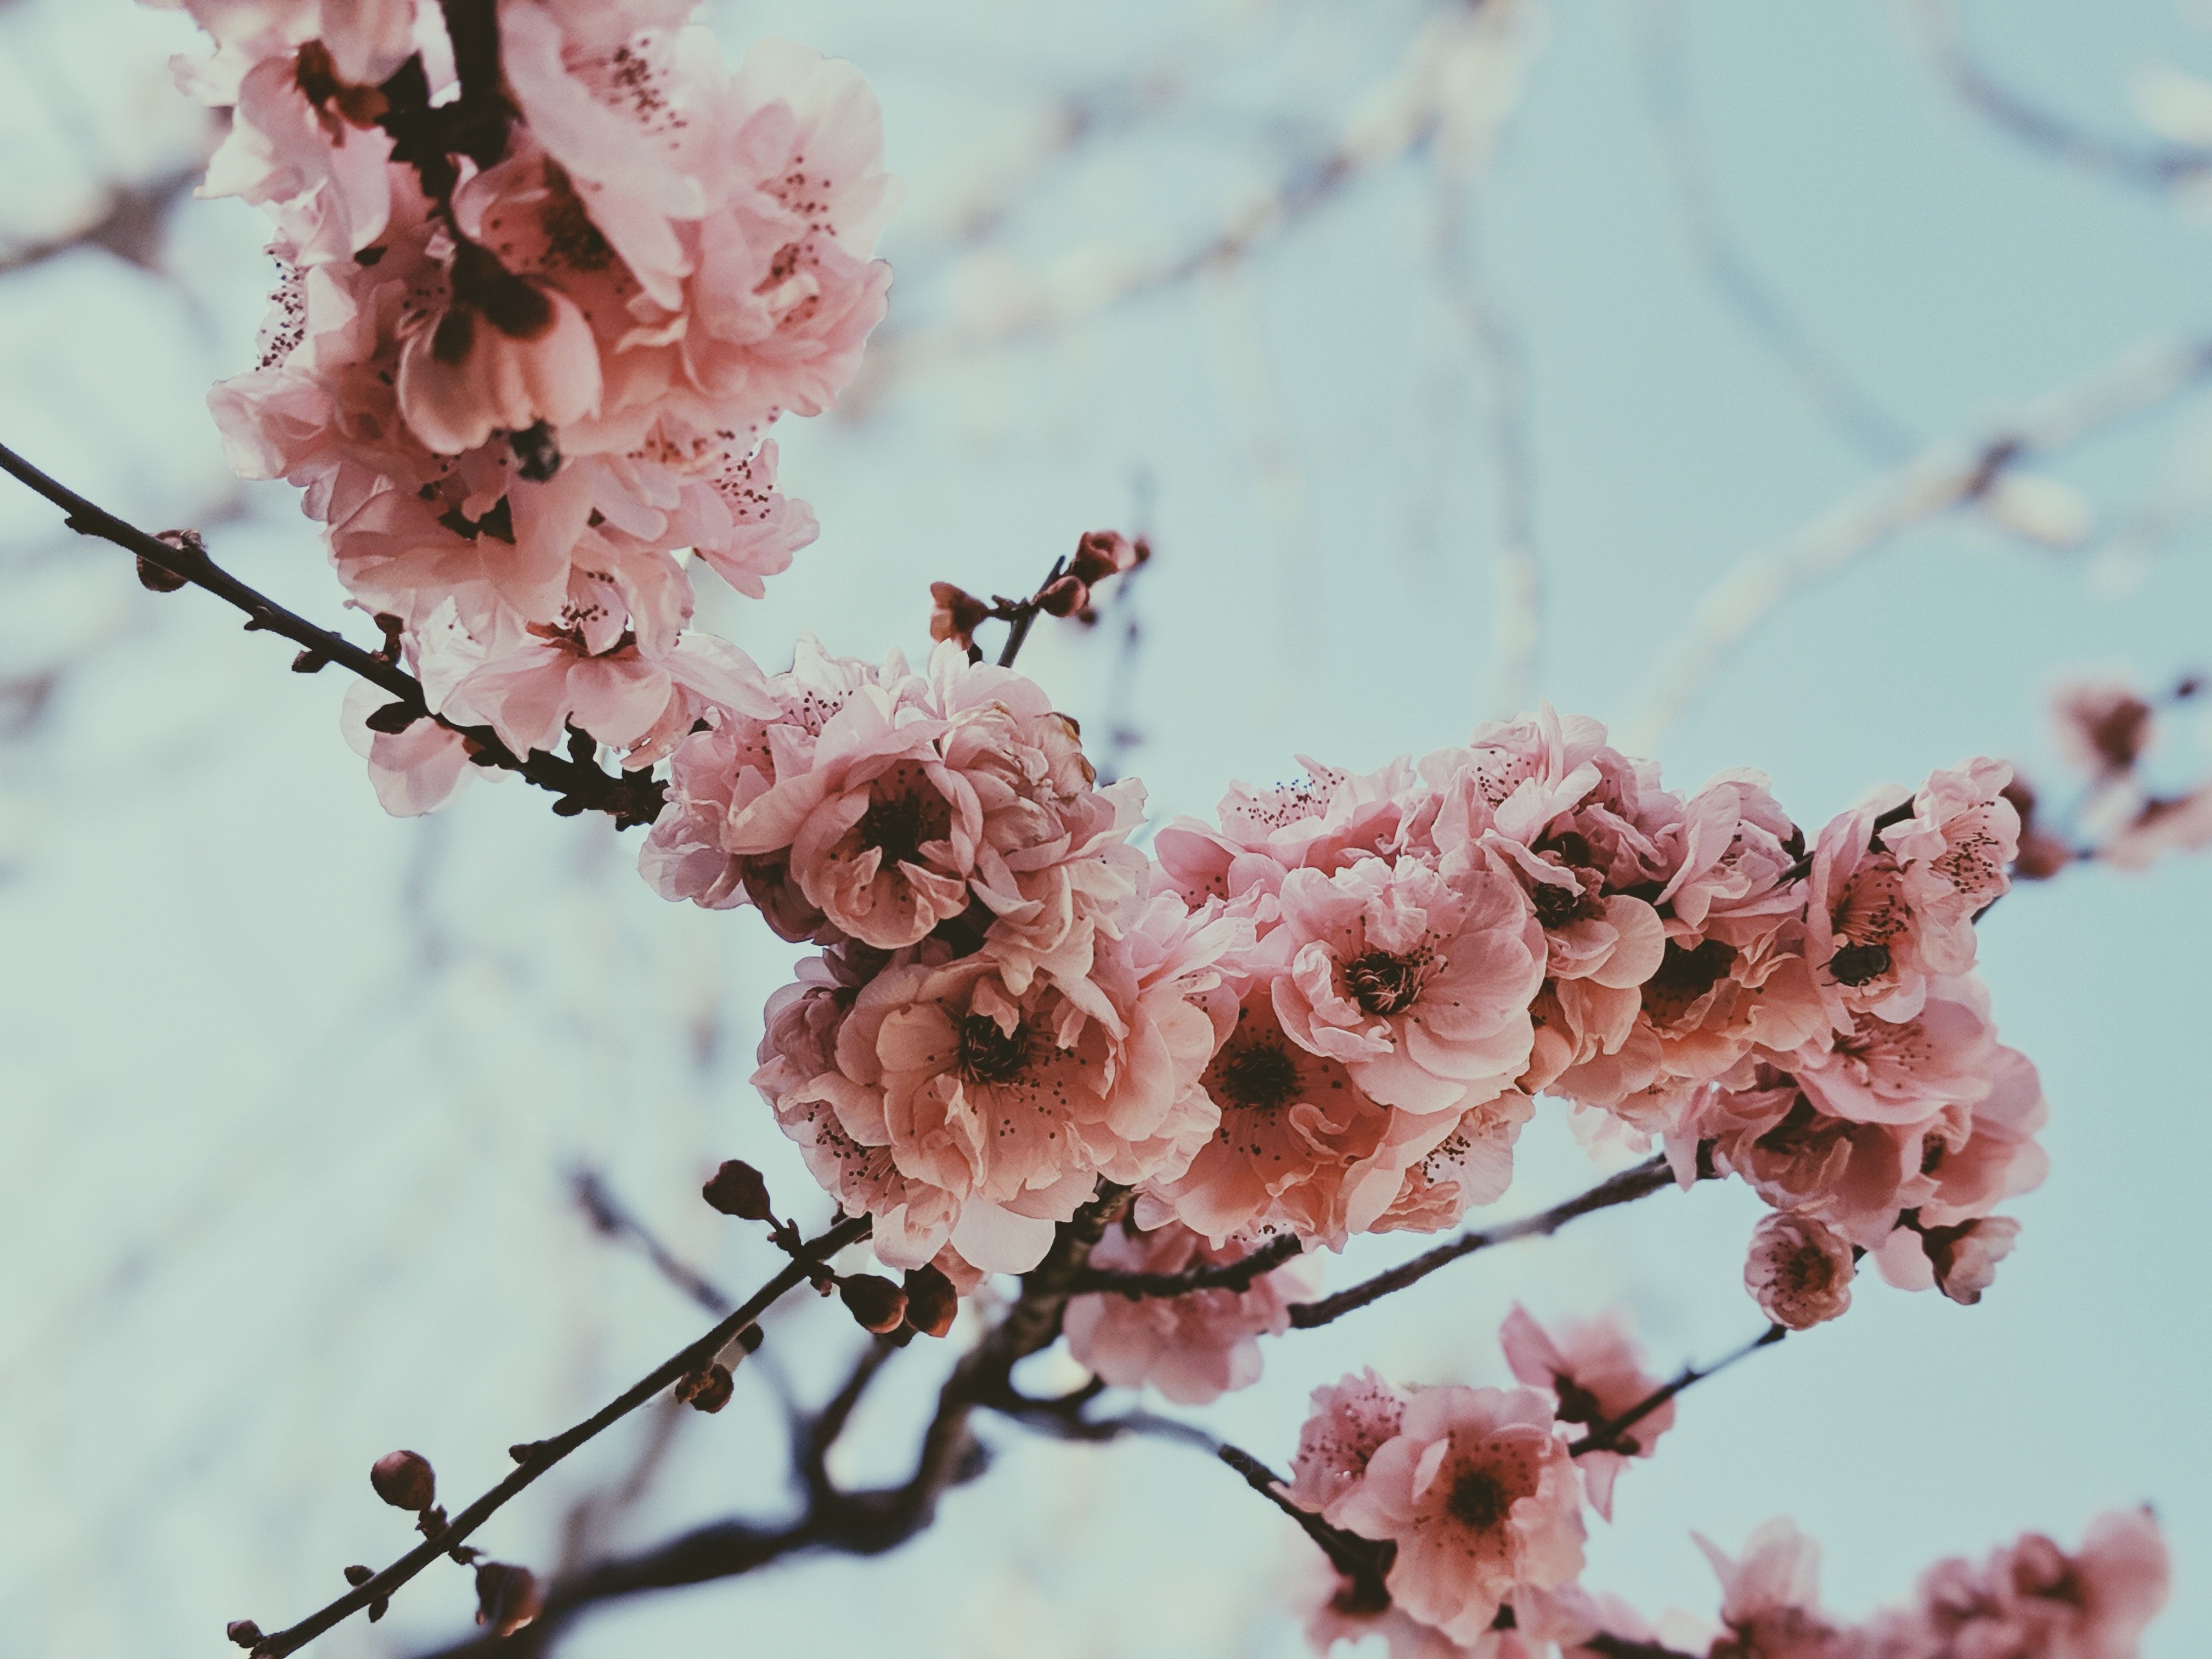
859,771,950,867
1827,941,1892,986
1211,1040,1301,1113
956,1014,1031,1085
1346,950,1424,1017
1643,938,1737,1024
1446,1469,1509,1530
1531,881,1585,928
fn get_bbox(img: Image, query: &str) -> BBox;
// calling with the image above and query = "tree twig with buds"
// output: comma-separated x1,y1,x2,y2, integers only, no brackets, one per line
0,443,668,827
238,1214,870,1658
929,530,1149,669
1286,1156,1681,1330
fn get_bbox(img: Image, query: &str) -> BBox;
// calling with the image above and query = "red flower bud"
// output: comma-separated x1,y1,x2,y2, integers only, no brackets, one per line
838,1273,909,1334
475,1562,544,1639
370,1449,436,1511
702,1159,775,1222
902,1265,958,1338
929,581,991,649
1037,575,1089,618
344,1565,374,1588
1069,529,1139,585
226,1620,264,1649
674,1362,735,1413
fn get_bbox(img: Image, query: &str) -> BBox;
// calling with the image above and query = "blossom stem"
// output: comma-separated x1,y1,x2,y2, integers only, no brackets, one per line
241,1214,870,1658
1064,1230,1306,1298
1285,1155,1680,1330
1568,1322,1786,1457
0,443,667,826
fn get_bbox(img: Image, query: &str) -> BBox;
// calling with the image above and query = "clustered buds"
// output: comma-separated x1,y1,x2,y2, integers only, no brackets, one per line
925,528,1148,654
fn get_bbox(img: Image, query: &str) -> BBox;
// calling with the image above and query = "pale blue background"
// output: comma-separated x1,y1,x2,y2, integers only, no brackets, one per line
1,2,2206,1655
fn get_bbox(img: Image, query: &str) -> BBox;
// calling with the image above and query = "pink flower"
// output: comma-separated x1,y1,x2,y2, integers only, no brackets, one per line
340,679,476,817
1805,763,2017,1028
1153,756,1431,906
1656,770,1805,947
396,250,604,455
1903,1509,2169,1659
1296,1554,1577,1659
1690,1076,1926,1249
1498,1305,1672,1520
1287,1370,1409,1527
1062,1220,1319,1405
761,885,1239,1273
1369,1090,1535,1234
1874,1216,2024,1306
1743,1211,1855,1330
2099,786,2212,871
1330,1385,1587,1644
2051,680,2155,775
1139,985,1462,1249
1272,856,1544,1115
1694,1520,1843,1659
1788,977,1997,1127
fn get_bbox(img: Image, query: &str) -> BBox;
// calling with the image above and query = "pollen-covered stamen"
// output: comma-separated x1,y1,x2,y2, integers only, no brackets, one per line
856,764,951,867
1210,1040,1301,1113
1346,949,1427,1017
1447,1469,1510,1529
956,1013,1031,1085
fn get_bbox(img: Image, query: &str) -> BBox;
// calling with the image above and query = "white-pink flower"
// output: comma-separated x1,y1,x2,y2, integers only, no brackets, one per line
1272,856,1544,1116
1063,1220,1318,1405
1744,1211,1855,1330
1498,1305,1672,1520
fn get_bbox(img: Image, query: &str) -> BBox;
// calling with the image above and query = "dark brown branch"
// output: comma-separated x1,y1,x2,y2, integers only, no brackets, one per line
1583,1638,1703,1659
1287,1156,1679,1329
799,1335,904,1499
572,1171,734,1317
0,443,666,827
1064,1229,1306,1297
243,1214,870,1658
1569,1323,1787,1458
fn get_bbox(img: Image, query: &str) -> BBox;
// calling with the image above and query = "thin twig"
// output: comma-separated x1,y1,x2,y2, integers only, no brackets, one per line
1286,1156,1678,1329
243,1215,870,1658
1913,0,2212,188
1620,337,2212,752
1065,1230,1306,1298
572,1170,734,1317
0,443,667,826
1568,1323,1786,1457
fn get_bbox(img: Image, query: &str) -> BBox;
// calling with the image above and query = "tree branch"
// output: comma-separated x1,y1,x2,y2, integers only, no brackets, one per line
1912,0,2212,188
1569,1323,1787,1458
241,1215,871,1658
0,443,668,827
572,1170,735,1317
1286,1156,1679,1330
1063,1229,1306,1298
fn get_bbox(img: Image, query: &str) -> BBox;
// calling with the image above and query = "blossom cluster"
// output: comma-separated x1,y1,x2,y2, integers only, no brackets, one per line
656,675,2043,1331
154,0,894,810
1286,1334,2169,1659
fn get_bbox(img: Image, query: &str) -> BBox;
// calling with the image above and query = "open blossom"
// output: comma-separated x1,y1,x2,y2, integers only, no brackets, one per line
1328,1385,1587,1644
1288,1370,1409,1528
1805,762,2017,1027
1499,1305,1671,1520
1887,1508,2170,1659
1743,1211,1855,1330
1272,857,1544,1115
754,881,1240,1273
1788,977,1997,1127
2050,680,2155,776
1695,1519,1846,1659
161,0,895,800
1062,1220,1319,1405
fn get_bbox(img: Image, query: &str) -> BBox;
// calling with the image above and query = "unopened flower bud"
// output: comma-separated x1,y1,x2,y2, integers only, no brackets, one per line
1069,529,1139,585
674,1362,735,1413
344,1565,374,1588
839,1273,908,1334
702,1159,775,1222
135,552,189,592
1037,575,1088,617
902,1265,958,1338
474,1562,543,1639
226,1620,264,1648
370,1449,436,1511
929,581,990,649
